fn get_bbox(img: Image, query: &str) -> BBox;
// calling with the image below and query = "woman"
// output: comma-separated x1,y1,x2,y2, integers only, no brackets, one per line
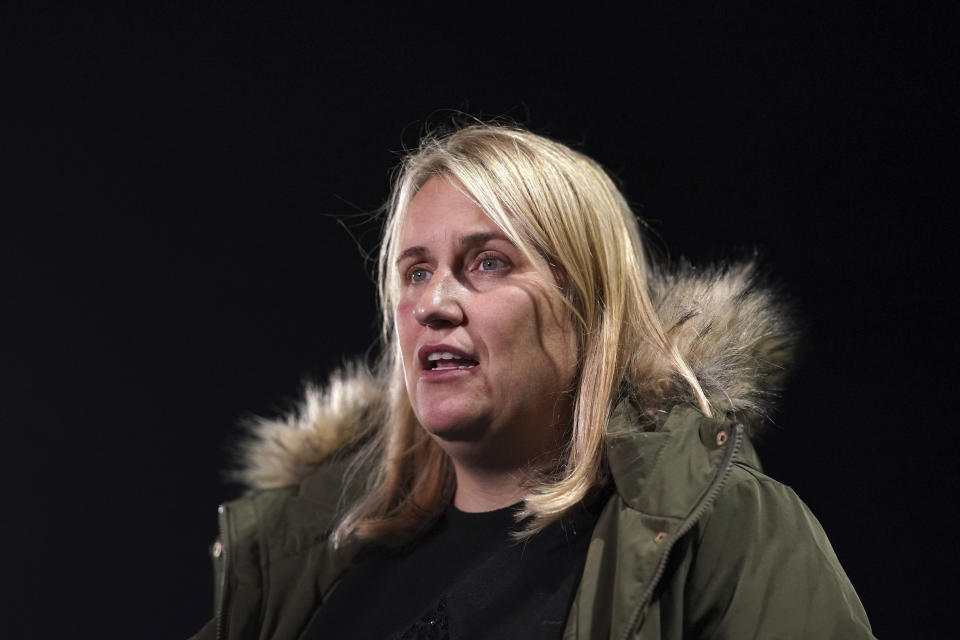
191,124,874,639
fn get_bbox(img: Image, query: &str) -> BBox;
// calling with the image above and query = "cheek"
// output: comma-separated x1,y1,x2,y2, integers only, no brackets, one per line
487,293,558,365
505,291,578,386
548,304,580,380
395,301,415,331
395,301,419,357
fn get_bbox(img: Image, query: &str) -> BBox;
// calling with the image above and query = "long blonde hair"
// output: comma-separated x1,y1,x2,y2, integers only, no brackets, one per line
332,124,710,545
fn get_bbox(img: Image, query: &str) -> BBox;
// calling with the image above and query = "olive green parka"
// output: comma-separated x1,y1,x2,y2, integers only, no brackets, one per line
189,264,875,639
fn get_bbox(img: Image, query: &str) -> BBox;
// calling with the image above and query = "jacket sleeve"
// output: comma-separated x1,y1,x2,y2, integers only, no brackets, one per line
683,463,876,639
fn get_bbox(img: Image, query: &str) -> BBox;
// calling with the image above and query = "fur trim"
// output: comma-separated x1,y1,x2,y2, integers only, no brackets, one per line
233,364,380,489
235,262,795,489
638,262,795,433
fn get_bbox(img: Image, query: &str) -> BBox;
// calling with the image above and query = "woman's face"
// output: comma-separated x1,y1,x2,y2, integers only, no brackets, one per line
395,177,579,469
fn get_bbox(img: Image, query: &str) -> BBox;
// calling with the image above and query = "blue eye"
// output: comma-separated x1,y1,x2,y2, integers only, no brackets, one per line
479,256,507,271
410,268,430,283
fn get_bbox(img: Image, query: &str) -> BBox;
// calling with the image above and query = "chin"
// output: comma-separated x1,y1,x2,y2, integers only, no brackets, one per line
416,408,488,443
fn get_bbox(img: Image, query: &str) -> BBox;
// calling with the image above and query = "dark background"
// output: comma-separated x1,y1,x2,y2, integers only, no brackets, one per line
4,2,956,638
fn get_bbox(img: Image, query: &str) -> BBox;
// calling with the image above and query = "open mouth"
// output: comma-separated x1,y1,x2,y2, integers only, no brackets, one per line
418,345,480,372
426,351,479,370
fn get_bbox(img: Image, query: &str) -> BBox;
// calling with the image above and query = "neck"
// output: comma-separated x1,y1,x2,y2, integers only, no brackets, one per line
450,461,531,512
439,404,573,513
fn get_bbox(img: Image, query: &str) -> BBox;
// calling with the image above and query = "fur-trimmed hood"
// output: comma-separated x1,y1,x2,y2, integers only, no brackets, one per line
236,262,795,491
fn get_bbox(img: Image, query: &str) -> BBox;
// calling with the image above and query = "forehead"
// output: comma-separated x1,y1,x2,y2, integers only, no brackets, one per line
399,177,501,245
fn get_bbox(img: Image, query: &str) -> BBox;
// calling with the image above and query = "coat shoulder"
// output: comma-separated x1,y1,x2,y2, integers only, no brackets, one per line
222,455,350,556
683,462,876,639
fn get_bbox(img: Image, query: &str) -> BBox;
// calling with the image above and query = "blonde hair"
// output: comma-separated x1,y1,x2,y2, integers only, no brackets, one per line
332,124,710,545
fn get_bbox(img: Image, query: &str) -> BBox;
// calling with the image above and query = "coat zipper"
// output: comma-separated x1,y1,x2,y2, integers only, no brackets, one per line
620,423,744,640
215,504,230,640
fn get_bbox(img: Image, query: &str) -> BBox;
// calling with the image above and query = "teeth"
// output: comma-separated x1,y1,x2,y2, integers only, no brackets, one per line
425,350,477,370
427,351,461,361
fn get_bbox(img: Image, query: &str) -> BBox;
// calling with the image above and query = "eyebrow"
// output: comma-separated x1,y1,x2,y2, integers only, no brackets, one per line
395,232,515,266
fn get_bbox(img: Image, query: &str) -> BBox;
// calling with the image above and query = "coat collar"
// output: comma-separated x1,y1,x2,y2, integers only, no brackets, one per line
606,401,760,517
569,402,751,639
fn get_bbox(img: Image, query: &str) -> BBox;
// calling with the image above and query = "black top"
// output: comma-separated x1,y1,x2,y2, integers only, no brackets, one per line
298,498,605,640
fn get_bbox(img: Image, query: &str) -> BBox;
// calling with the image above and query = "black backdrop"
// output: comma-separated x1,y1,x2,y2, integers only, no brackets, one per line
4,3,956,638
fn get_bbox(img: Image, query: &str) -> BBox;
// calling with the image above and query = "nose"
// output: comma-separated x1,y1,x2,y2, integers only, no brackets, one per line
413,270,465,328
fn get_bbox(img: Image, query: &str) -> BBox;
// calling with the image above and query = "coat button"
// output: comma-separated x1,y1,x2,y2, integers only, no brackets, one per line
716,430,728,446
653,531,667,543
212,541,223,558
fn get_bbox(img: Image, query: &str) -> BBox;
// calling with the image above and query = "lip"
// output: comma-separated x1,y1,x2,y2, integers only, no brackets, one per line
417,343,480,378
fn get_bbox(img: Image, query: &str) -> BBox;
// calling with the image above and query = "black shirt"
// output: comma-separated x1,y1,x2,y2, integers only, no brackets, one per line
298,499,603,640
